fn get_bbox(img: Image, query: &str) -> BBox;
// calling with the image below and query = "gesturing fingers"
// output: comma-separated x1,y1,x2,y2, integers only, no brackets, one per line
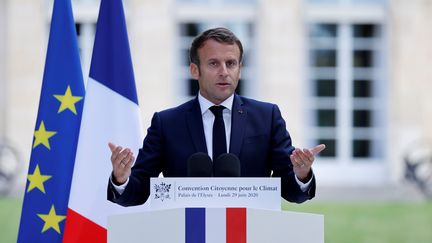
291,147,318,168
116,148,131,168
108,143,133,169
108,142,117,152
291,149,309,168
118,150,134,168
108,143,134,185
311,144,326,155
108,142,121,161
291,144,326,168
290,156,301,169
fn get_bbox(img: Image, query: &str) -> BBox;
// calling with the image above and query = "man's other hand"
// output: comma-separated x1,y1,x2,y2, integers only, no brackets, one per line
290,144,326,182
108,142,134,185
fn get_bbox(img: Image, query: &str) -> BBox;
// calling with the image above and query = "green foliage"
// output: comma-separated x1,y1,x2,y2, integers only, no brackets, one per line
284,201,432,243
0,197,22,243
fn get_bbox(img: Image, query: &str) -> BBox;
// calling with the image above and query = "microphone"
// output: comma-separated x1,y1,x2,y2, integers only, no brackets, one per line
187,152,213,177
213,153,241,177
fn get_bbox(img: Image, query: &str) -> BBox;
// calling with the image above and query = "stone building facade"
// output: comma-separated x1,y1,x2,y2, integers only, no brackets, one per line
1,0,431,196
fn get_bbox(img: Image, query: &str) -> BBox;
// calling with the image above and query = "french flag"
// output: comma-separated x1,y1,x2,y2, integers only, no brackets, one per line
185,208,247,243
63,0,147,242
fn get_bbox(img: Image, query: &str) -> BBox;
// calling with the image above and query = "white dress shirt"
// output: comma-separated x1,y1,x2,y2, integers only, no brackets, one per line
198,92,234,160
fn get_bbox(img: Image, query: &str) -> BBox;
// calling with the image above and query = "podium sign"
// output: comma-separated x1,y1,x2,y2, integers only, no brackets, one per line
149,177,281,210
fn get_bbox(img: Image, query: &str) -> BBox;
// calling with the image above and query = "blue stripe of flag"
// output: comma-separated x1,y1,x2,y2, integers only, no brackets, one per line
186,208,206,243
89,0,138,105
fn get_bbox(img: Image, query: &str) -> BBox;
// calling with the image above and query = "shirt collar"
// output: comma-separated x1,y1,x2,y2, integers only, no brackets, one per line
198,92,234,115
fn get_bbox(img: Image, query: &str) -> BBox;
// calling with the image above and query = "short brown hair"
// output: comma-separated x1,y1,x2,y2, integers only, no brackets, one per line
189,27,244,66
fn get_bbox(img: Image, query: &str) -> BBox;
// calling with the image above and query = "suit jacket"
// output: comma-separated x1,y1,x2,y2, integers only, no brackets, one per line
108,94,315,206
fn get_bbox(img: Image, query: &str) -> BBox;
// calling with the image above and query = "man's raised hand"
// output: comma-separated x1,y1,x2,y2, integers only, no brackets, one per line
108,142,134,185
290,144,326,182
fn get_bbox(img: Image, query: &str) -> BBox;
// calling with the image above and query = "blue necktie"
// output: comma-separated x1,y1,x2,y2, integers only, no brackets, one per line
210,105,227,160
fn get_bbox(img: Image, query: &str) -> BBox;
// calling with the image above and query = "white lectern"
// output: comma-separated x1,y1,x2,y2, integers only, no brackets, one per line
108,178,324,243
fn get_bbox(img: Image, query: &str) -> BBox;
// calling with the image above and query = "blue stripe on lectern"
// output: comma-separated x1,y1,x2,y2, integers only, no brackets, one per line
186,208,205,243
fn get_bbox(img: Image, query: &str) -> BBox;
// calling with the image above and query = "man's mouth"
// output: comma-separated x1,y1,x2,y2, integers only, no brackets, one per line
216,82,230,87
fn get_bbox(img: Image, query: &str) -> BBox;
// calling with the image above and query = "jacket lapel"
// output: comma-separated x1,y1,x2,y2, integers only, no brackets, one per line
229,94,246,157
186,98,208,153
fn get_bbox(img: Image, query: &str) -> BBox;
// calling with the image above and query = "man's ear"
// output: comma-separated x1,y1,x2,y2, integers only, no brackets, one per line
190,63,200,80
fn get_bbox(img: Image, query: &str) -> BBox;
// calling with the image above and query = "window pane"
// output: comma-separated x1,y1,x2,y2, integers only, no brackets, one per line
241,51,249,66
180,23,199,36
353,24,377,38
188,78,199,96
353,79,372,97
312,50,337,67
235,79,244,95
318,139,336,157
310,24,337,37
75,23,82,36
316,79,336,97
353,110,371,127
353,50,373,67
353,139,370,158
317,109,337,127
246,22,255,37
182,49,190,65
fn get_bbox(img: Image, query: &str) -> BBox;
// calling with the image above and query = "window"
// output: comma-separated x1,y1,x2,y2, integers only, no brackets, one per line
307,22,385,161
75,22,96,78
45,0,98,78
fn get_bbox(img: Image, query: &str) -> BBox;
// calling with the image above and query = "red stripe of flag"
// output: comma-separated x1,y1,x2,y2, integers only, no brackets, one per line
63,208,106,243
226,208,246,243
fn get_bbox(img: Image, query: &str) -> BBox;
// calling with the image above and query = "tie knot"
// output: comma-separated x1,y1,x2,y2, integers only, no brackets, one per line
210,105,225,118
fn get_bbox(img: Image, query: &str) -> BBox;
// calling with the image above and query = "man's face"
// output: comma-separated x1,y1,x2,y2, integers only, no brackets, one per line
190,39,241,105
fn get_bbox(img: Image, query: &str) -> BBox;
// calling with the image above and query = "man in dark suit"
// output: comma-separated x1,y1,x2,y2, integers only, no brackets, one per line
108,27,325,206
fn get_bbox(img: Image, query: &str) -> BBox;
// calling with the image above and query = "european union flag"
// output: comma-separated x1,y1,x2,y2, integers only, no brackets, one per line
17,0,84,242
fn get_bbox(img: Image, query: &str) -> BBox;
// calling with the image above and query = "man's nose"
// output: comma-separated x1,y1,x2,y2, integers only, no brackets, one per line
219,64,229,76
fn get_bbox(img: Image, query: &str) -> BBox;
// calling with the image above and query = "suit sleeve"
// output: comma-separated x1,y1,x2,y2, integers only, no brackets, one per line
269,105,316,203
107,112,164,206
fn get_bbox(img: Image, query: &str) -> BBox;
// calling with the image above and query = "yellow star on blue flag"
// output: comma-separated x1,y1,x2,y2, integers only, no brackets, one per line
33,121,57,150
27,164,52,194
37,205,66,234
54,85,83,115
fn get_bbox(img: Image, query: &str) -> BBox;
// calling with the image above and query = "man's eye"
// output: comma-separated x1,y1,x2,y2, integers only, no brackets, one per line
209,62,218,67
227,61,237,68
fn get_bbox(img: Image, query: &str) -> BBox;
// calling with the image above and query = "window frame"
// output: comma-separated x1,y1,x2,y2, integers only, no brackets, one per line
304,2,388,168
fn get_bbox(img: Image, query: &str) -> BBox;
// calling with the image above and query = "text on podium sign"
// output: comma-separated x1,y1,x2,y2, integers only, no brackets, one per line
149,177,281,210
